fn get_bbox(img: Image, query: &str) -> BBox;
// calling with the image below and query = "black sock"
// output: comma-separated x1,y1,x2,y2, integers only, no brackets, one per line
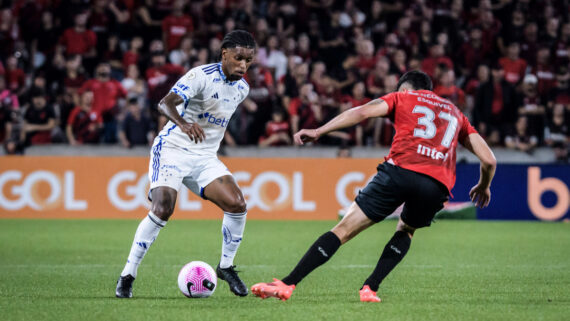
281,231,341,286
363,231,411,292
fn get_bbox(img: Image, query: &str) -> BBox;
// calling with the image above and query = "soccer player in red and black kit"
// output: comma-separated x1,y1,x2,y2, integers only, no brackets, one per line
251,70,497,302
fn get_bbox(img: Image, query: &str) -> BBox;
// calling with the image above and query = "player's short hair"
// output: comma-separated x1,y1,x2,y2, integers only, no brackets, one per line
221,30,257,50
396,70,433,91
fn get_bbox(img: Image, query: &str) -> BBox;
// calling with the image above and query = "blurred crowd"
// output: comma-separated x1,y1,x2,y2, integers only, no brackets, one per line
0,0,569,161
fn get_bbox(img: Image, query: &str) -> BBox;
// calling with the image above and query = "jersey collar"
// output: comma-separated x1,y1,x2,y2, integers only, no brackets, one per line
217,62,240,86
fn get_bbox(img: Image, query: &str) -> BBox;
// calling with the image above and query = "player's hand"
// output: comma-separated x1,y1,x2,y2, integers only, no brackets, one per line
294,129,320,145
181,122,205,143
469,184,491,208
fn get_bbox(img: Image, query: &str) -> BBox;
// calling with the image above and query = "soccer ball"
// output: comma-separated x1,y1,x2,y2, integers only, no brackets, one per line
177,261,217,298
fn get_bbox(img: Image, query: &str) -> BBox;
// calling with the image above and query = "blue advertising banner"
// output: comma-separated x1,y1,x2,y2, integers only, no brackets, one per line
452,164,570,221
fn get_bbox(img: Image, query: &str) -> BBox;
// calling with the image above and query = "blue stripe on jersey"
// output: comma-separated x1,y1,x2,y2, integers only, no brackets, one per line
240,79,249,88
202,64,218,72
151,111,185,183
217,63,227,81
171,87,189,102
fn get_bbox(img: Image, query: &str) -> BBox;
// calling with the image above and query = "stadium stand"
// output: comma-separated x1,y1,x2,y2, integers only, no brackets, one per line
0,0,568,162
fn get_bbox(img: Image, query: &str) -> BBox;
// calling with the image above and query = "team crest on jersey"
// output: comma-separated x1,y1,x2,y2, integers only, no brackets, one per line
213,78,221,83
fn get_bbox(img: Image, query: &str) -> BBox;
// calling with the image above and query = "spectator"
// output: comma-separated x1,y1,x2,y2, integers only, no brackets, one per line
0,76,19,110
133,0,163,45
366,56,390,97
341,81,371,146
169,36,196,68
280,61,308,111
0,88,16,146
421,43,453,80
554,22,570,67
343,39,377,78
258,34,288,80
389,49,407,76
243,64,275,143
548,67,570,107
544,103,569,162
123,36,143,71
5,56,25,95
258,108,291,147
66,91,102,145
289,83,322,135
103,34,124,79
296,33,314,63
62,55,87,102
518,74,545,140
144,51,184,127
497,10,525,54
121,64,146,104
0,8,19,59
58,12,97,57
473,64,517,146
118,98,154,148
162,0,194,53
202,0,227,40
532,46,556,97
458,27,487,77
505,115,538,153
499,42,527,86
79,62,127,143
21,89,56,146
34,11,59,69
520,22,538,65
541,17,560,49
434,68,466,111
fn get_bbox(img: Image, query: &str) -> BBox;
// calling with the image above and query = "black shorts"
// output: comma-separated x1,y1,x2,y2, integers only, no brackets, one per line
355,162,449,228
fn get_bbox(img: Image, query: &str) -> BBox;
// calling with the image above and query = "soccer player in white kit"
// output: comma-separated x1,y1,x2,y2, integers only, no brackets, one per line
116,30,256,298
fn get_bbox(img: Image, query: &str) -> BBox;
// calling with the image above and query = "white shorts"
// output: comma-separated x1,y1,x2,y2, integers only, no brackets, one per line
148,142,232,198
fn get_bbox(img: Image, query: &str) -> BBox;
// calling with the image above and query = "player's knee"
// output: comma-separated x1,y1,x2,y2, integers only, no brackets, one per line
331,226,352,244
396,220,415,237
152,199,175,221
226,197,247,213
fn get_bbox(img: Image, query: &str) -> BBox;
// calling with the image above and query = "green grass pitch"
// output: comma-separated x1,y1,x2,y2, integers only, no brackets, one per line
0,219,568,321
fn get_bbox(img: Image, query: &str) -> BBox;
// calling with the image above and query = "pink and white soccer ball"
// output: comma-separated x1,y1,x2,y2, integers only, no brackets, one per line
177,261,217,298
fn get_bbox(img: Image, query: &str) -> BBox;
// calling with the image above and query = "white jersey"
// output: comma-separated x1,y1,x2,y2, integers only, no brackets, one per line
155,62,250,155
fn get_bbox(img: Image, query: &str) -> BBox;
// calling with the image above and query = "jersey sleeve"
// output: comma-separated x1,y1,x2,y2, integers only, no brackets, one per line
170,67,207,103
458,112,478,144
379,92,399,117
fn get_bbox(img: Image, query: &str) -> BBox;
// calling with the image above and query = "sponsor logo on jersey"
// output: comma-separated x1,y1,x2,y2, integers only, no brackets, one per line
176,83,190,91
213,78,221,83
416,143,449,161
211,92,219,99
197,112,229,127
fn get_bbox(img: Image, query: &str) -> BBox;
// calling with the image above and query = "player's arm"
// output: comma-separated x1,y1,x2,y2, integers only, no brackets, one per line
294,98,389,145
158,92,205,143
461,133,497,208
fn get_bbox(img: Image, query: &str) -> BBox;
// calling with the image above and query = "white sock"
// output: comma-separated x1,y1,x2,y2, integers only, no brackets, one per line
120,212,166,278
219,211,247,268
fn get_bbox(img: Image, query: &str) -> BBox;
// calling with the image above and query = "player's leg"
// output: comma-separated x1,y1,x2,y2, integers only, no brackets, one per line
201,174,248,296
117,143,185,298
282,202,374,285
116,187,178,298
360,217,415,300
361,168,448,298
250,202,375,300
251,162,404,300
